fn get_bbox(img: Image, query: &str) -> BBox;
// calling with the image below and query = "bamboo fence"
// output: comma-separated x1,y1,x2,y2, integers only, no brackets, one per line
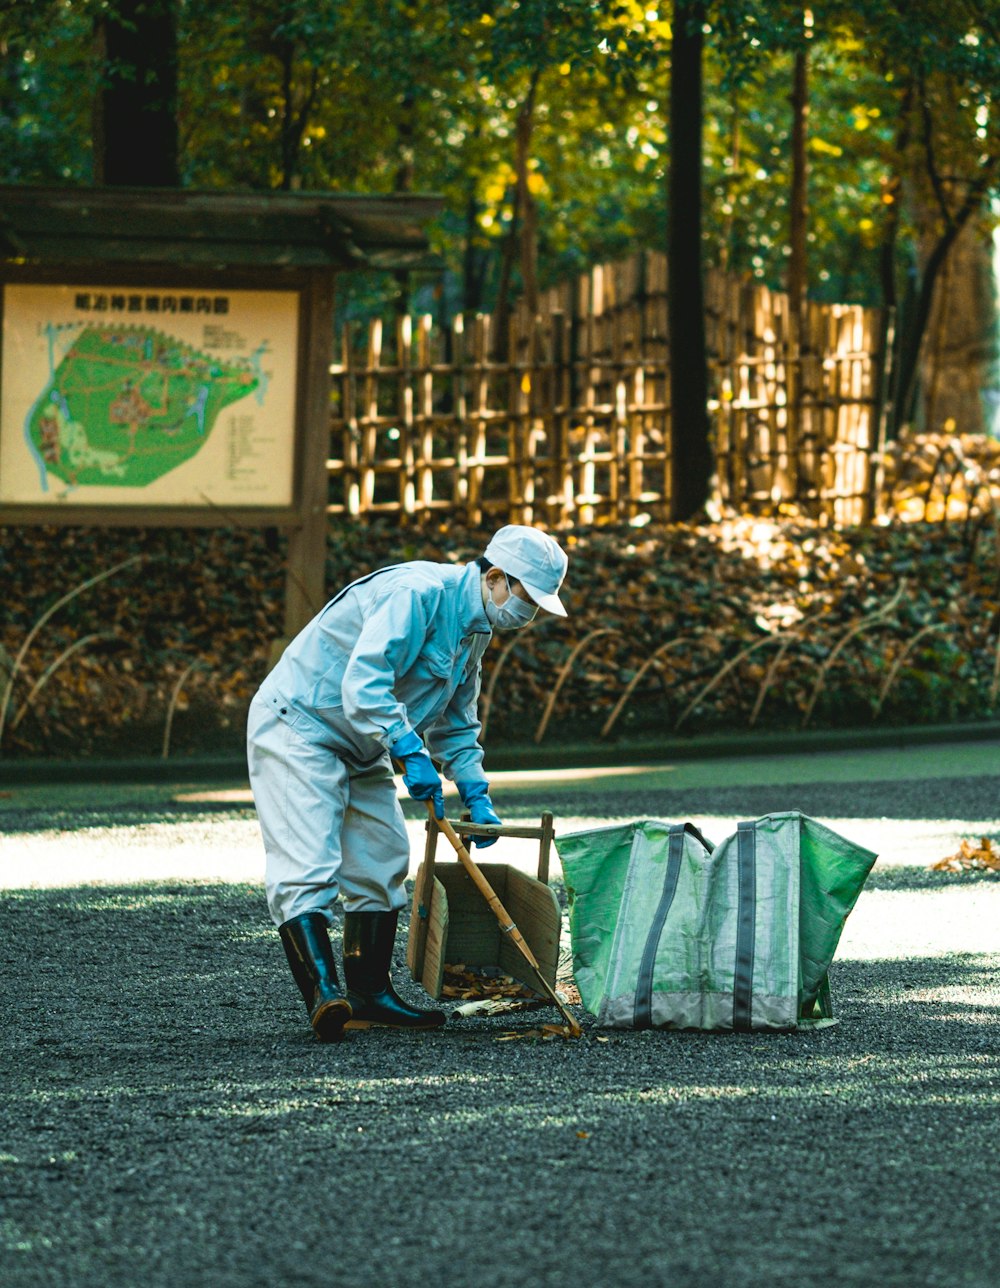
328,251,888,527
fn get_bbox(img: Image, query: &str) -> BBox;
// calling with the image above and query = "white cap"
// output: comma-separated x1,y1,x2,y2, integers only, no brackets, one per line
484,525,569,617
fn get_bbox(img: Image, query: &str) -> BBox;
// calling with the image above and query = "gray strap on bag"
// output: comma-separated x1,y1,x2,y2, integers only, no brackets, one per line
733,821,757,1032
633,824,688,1030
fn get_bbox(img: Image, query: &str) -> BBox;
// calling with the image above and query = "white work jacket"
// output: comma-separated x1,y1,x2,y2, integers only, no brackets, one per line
256,559,493,782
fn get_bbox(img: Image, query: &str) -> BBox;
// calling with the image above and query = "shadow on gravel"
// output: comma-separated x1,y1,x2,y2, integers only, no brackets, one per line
4,770,997,839
494,774,1000,823
3,881,1000,1287
863,865,1000,891
0,800,257,836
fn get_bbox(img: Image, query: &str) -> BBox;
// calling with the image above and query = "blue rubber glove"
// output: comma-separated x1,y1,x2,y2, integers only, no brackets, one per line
390,731,444,819
457,780,501,848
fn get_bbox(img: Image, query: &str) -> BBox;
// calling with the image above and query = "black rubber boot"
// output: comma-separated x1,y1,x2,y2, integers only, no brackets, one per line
342,910,446,1030
278,912,353,1043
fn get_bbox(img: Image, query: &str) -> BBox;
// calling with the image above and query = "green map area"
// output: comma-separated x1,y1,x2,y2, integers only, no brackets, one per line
30,325,259,488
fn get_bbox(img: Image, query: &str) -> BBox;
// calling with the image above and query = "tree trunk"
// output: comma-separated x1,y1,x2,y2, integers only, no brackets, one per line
277,42,318,193
491,200,518,361
893,226,960,430
874,79,913,441
668,0,713,521
463,185,488,314
890,80,999,434
786,41,809,321
892,168,997,434
492,71,540,361
516,87,540,317
393,88,417,316
461,116,488,313
785,31,810,504
916,212,999,436
93,0,179,186
279,41,297,190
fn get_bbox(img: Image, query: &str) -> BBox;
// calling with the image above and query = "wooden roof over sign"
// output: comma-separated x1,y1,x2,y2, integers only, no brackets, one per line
0,186,444,271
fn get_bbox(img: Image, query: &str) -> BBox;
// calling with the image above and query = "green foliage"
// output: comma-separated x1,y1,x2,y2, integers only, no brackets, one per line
0,2,94,183
1,2,998,312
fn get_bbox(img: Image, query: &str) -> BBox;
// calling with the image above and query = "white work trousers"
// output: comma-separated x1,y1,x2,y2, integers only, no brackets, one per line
246,695,411,927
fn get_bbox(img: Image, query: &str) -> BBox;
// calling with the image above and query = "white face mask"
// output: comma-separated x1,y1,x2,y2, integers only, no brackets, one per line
486,575,538,631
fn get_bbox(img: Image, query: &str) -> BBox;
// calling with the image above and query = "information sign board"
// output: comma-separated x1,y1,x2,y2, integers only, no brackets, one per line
0,283,300,509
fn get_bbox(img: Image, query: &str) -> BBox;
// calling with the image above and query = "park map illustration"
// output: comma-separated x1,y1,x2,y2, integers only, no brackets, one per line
27,322,262,490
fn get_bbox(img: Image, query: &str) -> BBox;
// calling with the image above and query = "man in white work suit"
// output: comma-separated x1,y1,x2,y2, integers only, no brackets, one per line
247,525,569,1042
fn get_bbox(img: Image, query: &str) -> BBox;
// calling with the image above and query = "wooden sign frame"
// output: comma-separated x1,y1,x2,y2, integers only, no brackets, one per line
0,262,335,637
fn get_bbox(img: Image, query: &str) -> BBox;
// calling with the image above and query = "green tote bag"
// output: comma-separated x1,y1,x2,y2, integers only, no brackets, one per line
556,812,876,1031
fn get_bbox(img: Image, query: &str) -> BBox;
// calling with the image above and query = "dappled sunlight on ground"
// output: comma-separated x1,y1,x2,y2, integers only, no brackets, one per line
7,809,996,891
841,883,1000,960
169,763,660,806
6,819,265,888
6,816,1000,974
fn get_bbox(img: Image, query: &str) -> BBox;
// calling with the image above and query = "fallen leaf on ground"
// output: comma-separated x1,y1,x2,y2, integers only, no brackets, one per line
451,997,545,1018
496,1023,580,1041
931,837,1000,873
442,964,538,1000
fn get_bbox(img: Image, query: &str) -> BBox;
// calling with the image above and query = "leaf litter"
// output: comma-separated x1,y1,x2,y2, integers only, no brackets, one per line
3,428,1000,757
931,837,1000,875
443,964,581,1038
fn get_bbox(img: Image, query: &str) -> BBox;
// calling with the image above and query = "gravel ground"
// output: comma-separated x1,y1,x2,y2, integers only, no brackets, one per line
2,741,999,1287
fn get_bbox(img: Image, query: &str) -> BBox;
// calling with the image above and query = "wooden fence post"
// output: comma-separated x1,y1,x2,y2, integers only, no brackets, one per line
398,313,415,515
468,314,488,526
867,305,897,523
284,269,336,641
416,313,434,512
361,318,381,513
339,321,360,517
452,313,469,513
550,310,573,525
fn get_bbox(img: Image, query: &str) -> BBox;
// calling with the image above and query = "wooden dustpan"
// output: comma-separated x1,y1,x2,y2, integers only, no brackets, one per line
406,811,561,1000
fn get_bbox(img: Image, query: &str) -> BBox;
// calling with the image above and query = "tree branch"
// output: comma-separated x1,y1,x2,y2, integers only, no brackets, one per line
918,77,952,227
